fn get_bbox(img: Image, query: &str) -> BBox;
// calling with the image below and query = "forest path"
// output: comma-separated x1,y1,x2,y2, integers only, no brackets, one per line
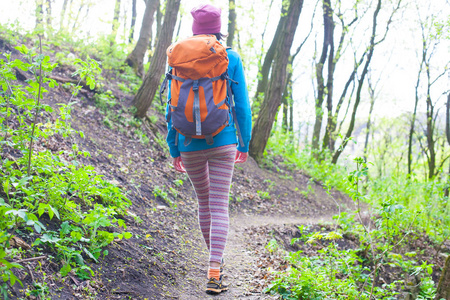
174,212,334,299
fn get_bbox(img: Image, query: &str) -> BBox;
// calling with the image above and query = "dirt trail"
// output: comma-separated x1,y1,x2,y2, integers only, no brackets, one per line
170,211,337,299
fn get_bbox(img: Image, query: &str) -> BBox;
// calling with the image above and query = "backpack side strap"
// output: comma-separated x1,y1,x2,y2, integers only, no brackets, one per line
225,72,245,148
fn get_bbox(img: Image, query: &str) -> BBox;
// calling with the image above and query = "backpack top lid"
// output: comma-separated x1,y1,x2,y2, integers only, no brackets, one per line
166,35,228,80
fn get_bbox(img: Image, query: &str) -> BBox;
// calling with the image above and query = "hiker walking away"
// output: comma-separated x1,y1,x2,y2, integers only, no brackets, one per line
162,3,252,295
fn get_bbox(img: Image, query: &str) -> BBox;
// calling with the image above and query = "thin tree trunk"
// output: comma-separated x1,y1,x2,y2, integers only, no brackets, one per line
227,0,237,48
46,0,52,30
363,75,376,162
111,0,122,42
249,0,304,163
59,0,69,31
132,0,180,118
252,5,288,112
321,5,358,153
289,94,294,133
425,62,436,179
35,0,44,29
129,0,137,43
282,69,293,133
332,0,398,164
332,0,382,164
435,255,450,300
174,11,182,40
71,2,84,33
311,0,333,152
125,0,159,78
445,93,450,198
154,2,162,48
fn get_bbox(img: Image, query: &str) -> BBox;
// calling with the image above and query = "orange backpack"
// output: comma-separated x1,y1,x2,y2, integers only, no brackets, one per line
160,35,243,146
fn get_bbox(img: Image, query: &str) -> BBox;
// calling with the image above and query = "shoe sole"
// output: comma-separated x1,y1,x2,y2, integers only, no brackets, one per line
206,287,228,295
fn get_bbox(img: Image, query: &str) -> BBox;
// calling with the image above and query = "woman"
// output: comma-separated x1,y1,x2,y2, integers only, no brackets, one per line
165,3,252,295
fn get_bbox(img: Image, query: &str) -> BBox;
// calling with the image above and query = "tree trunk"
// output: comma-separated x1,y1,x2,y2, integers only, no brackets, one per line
46,0,52,30
129,0,137,43
332,0,382,164
249,0,303,163
289,94,294,133
363,75,376,162
153,2,163,48
59,0,68,31
425,61,436,179
311,0,333,153
445,93,450,198
435,255,450,300
132,0,180,118
282,65,293,133
125,0,159,78
227,0,237,48
111,0,122,42
174,11,182,40
408,37,424,175
252,4,288,113
321,4,358,153
35,0,44,29
71,2,84,33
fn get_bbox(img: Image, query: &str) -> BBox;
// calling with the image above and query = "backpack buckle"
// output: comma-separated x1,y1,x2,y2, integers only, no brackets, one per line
192,80,199,91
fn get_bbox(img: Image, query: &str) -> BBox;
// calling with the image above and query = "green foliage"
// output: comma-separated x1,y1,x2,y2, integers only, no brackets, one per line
0,44,132,295
153,185,176,209
264,143,442,298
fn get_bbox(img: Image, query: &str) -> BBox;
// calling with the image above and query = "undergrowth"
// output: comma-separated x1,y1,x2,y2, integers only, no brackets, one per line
264,130,449,299
0,41,132,298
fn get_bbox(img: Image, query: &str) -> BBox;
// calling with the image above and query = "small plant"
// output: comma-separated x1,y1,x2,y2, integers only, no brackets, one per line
257,190,271,200
154,185,176,208
173,179,183,187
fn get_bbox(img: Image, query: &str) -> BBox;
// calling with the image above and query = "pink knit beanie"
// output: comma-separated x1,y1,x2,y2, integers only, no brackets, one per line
191,4,222,35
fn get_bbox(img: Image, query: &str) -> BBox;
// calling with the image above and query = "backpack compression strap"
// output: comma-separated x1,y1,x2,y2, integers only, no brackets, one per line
225,73,245,148
192,80,202,136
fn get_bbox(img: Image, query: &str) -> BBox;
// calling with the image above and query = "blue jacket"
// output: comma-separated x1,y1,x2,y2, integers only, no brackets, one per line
165,48,252,158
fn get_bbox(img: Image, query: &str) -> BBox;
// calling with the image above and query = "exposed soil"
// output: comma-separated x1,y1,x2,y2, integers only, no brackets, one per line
2,36,448,300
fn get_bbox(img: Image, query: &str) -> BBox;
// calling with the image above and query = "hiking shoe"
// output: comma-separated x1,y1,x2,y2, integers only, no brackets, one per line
220,258,226,275
206,277,228,295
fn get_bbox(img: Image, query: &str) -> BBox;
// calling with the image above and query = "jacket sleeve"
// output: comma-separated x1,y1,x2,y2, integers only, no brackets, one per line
165,79,181,158
229,51,252,153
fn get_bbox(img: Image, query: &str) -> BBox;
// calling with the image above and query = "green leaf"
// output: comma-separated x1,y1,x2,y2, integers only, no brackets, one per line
60,263,72,277
37,203,46,217
47,206,54,220
123,232,132,239
34,222,42,233
83,247,98,263
60,221,71,235
70,231,82,242
41,233,60,244
49,205,60,220
14,45,28,54
74,253,85,266
117,219,126,229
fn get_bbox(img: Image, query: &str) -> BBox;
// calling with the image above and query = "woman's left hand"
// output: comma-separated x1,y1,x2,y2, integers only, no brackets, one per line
173,156,186,173
235,151,248,164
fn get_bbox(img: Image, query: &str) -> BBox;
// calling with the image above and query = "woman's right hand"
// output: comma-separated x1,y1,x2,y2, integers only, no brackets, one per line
173,156,186,173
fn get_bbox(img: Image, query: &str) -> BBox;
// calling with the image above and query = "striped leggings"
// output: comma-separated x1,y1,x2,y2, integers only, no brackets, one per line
180,144,236,264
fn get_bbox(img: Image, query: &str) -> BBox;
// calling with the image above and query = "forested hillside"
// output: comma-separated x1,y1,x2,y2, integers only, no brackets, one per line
0,0,449,299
